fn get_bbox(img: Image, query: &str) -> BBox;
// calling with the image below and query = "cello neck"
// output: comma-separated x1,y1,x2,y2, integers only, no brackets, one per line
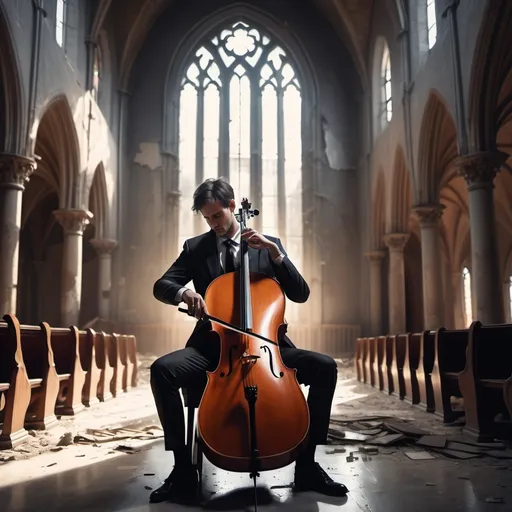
240,237,253,331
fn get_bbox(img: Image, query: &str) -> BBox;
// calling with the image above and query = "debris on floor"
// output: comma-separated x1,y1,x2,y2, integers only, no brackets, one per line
328,415,511,461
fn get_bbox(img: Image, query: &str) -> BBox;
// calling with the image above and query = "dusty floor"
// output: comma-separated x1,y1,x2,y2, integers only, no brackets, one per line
1,357,512,511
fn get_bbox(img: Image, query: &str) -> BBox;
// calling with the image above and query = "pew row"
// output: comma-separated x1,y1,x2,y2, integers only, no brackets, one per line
356,328,469,424
459,321,512,441
0,315,138,450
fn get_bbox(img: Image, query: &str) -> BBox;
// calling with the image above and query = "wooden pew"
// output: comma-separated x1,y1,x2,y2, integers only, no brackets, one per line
19,322,59,430
78,328,101,406
361,337,368,383
355,337,364,382
365,337,377,387
50,326,86,415
0,314,31,449
384,334,407,399
375,336,386,390
115,334,129,393
125,334,138,387
458,321,512,441
95,331,114,402
390,333,408,400
417,330,436,412
384,335,395,395
430,327,467,423
106,333,123,398
403,332,421,405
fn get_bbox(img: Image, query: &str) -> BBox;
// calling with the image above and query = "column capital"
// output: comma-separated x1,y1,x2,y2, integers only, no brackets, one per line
384,233,410,252
0,153,37,190
53,209,93,235
90,238,118,256
413,203,445,227
454,150,509,190
364,250,386,263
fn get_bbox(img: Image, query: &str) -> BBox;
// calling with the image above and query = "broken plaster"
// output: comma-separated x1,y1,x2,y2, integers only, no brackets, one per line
134,142,163,171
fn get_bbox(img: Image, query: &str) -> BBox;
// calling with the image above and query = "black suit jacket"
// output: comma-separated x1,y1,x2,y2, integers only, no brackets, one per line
153,229,310,348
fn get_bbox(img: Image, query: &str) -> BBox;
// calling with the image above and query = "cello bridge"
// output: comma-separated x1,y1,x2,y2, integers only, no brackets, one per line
241,353,260,365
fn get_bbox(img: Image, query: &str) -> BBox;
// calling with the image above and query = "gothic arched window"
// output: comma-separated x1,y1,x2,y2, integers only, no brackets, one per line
462,266,473,327
381,45,392,125
92,49,101,101
427,0,437,50
56,0,66,48
178,21,303,318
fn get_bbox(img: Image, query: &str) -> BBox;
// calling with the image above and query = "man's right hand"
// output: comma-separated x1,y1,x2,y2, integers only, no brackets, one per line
182,290,208,320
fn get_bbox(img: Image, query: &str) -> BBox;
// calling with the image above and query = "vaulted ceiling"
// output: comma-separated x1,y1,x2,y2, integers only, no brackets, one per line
90,0,403,90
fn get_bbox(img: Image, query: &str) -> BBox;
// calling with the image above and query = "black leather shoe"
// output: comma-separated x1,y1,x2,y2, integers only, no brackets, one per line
294,462,348,497
149,465,198,503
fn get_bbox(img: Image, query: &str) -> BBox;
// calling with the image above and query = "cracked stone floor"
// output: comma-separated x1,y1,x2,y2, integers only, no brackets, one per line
1,357,511,511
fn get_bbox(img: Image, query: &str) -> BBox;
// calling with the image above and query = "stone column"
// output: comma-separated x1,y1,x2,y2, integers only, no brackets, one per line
0,154,36,314
384,233,410,333
455,151,508,324
365,251,385,335
53,209,93,326
413,204,445,329
90,238,118,318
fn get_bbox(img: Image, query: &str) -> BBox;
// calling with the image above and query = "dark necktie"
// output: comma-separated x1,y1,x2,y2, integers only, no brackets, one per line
224,239,237,273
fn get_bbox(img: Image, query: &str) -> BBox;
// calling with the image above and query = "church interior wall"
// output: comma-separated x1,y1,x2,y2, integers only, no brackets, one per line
125,0,364,332
3,0,512,354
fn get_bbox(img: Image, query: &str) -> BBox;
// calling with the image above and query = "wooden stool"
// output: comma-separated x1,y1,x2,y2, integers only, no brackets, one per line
182,385,205,484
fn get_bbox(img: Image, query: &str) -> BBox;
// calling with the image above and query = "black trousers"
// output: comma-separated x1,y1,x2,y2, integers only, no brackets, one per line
150,337,338,452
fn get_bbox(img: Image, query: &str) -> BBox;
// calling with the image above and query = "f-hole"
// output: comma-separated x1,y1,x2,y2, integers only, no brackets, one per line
220,345,238,377
260,345,284,378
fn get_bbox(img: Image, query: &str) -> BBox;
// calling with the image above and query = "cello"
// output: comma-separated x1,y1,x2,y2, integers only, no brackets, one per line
179,197,310,509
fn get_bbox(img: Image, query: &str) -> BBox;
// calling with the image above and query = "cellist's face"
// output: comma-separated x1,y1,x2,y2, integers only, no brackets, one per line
201,199,237,237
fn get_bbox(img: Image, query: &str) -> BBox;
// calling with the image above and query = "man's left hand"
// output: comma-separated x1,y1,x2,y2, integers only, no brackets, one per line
242,229,284,261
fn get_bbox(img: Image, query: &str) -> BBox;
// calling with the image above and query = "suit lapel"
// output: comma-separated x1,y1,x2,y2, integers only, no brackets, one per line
247,245,260,273
206,230,221,280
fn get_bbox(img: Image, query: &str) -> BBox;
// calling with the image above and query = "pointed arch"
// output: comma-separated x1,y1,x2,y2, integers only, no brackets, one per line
371,36,392,138
163,4,319,155
390,146,412,232
33,95,81,209
417,91,458,203
0,6,25,154
372,169,386,248
468,0,512,151
88,162,108,239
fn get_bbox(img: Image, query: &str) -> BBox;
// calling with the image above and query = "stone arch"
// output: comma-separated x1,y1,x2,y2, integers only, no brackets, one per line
440,175,469,269
468,0,512,151
417,90,459,203
88,162,108,239
162,4,319,155
32,95,81,209
372,169,386,248
390,146,412,232
0,6,24,154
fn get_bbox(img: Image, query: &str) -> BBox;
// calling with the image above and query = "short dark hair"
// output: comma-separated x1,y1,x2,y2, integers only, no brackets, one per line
192,177,235,212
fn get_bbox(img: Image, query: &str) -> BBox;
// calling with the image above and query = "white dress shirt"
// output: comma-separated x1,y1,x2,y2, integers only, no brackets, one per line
175,228,285,303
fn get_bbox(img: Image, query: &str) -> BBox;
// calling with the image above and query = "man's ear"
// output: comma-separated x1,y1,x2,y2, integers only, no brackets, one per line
229,199,236,212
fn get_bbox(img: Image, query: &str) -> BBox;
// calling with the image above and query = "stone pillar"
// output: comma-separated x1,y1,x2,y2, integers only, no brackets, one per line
90,238,118,318
413,204,445,329
384,233,410,333
0,154,36,314
455,151,508,324
365,251,385,335
53,209,93,326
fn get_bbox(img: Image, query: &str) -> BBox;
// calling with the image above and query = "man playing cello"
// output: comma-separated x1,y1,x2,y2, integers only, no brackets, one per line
150,177,348,503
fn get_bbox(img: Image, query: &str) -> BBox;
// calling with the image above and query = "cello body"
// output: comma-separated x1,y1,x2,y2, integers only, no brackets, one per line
196,201,310,474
